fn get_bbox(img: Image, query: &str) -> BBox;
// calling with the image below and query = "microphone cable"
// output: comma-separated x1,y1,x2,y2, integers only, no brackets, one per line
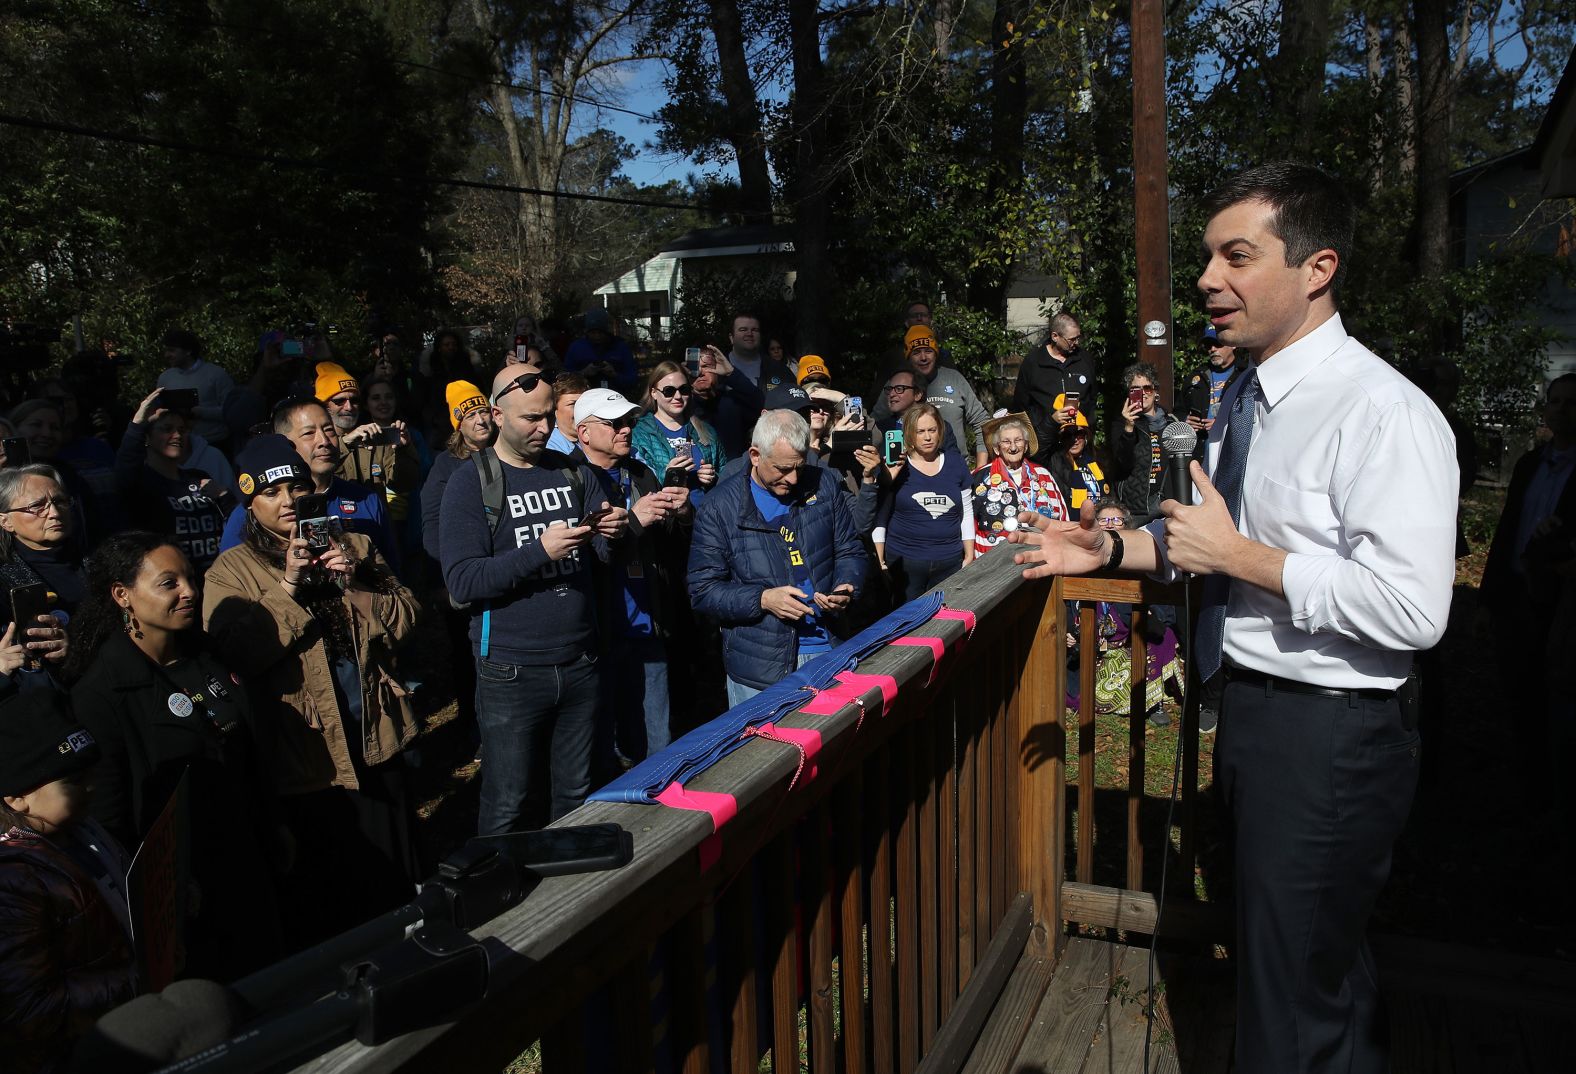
1142,554,1193,1070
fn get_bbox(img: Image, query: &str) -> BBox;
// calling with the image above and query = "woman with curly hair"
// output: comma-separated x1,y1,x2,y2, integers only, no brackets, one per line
202,435,423,944
65,530,283,981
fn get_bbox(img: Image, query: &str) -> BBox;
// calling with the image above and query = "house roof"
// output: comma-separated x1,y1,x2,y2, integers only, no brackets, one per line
657,224,795,255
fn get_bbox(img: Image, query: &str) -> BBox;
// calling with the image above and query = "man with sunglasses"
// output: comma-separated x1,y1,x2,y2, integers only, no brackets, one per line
571,389,691,773
440,369,629,833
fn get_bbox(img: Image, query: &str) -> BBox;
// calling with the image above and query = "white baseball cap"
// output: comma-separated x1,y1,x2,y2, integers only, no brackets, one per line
573,387,641,427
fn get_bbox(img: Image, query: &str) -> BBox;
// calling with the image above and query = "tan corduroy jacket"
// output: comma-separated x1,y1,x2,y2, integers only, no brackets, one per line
202,533,420,796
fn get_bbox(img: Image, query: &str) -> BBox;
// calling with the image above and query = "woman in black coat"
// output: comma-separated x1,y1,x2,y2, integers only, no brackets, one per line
66,531,284,982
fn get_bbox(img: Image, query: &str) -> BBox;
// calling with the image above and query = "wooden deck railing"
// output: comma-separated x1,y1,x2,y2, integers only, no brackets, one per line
293,548,1208,1074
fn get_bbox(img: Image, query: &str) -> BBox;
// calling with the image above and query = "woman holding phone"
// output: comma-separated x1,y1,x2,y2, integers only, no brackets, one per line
1108,362,1173,528
632,360,725,505
203,435,423,943
872,403,975,605
0,464,76,697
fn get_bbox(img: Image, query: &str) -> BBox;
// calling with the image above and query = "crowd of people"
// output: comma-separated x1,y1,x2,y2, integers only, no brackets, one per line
0,301,1207,1064
0,212,1566,1070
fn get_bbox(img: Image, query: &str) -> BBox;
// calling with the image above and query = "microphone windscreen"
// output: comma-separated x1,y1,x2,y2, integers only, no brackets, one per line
1160,420,1198,458
65,979,243,1073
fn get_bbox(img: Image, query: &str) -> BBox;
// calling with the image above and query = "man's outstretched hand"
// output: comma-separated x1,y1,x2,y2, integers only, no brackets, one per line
1005,501,1108,580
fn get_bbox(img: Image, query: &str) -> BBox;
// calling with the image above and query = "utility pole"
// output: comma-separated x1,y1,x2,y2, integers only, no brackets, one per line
1131,0,1174,403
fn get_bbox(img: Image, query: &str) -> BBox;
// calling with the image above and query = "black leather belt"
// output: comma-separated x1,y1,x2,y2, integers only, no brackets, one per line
1223,665,1398,703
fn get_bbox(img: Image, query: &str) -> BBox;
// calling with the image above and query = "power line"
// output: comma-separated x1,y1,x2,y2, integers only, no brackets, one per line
0,111,714,213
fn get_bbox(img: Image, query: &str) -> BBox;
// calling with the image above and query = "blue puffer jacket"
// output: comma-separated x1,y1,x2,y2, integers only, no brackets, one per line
689,465,868,689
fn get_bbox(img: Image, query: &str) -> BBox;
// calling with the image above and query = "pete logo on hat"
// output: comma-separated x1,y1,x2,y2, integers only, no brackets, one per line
337,378,356,394
262,465,296,484
58,729,96,755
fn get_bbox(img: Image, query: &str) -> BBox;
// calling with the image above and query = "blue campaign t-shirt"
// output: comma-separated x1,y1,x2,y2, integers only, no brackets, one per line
882,453,971,561
1207,367,1234,418
599,465,653,638
657,422,706,507
749,477,832,653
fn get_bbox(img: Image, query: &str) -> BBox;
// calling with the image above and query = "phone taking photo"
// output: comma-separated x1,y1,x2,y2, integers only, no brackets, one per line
684,347,702,378
9,582,51,671
1,437,31,467
882,428,906,467
1127,387,1144,409
292,492,332,554
159,388,201,413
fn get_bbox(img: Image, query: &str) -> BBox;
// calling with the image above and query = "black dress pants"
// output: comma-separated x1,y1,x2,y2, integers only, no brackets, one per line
1217,676,1419,1074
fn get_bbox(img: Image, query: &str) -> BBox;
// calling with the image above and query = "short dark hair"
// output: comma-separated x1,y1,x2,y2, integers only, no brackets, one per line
271,395,328,433
553,372,590,397
1548,373,1576,399
1121,362,1160,390
730,311,761,332
162,328,202,355
1199,161,1354,294
905,298,932,314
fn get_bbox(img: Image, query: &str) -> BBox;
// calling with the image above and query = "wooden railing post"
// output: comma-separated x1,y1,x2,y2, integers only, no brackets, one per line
1015,579,1067,959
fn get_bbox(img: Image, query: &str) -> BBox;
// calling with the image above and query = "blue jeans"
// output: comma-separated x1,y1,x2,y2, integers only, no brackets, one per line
887,553,963,606
474,652,600,835
597,635,672,768
726,650,818,707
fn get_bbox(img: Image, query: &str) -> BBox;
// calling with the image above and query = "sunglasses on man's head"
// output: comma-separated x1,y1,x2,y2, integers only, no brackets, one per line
656,384,693,399
490,371,544,405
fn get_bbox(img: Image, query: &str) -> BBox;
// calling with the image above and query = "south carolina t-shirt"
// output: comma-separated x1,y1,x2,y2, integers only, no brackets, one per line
882,453,971,561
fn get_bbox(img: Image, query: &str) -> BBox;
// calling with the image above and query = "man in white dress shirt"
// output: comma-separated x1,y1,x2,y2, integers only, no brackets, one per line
1010,162,1457,1073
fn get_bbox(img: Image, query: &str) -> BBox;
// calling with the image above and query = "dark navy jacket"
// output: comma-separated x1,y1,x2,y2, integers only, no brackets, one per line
688,464,867,689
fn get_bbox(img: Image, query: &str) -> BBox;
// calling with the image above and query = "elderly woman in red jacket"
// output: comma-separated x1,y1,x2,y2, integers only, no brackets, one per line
970,412,1069,557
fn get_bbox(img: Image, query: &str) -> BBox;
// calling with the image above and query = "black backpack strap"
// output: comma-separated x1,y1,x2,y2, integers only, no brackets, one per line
472,447,506,551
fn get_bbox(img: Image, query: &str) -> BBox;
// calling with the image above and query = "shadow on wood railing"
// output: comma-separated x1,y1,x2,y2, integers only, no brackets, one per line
291,549,1210,1074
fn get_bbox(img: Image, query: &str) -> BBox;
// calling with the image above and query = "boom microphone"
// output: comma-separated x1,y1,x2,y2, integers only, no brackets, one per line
1161,420,1199,505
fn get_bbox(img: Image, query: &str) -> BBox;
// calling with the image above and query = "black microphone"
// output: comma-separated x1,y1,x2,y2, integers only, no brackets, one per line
1161,420,1199,505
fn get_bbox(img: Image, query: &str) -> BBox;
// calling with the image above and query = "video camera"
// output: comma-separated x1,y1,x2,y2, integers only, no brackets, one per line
88,824,634,1074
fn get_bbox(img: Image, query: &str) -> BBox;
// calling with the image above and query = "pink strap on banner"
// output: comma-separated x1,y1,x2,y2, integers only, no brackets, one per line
654,782,738,872
891,635,946,685
833,670,899,714
741,724,824,787
935,607,978,639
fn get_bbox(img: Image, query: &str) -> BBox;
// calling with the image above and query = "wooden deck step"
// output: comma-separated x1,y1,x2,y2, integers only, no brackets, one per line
981,937,1181,1074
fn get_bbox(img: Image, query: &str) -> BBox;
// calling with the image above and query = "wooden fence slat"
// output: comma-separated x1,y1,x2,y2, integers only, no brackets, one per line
1127,606,1148,893
990,638,1008,930
938,683,958,1024
894,733,921,1073
835,774,868,1074
974,660,993,960
721,873,759,1074
768,833,800,1074
918,692,940,1052
807,804,837,1073
868,745,896,1074
1077,602,1098,886
956,678,978,990
610,948,655,1073
1017,580,1063,960
668,906,712,1074
1003,616,1023,914
540,1010,586,1072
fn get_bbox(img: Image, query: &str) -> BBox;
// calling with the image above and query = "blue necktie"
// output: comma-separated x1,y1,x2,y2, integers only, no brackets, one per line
1194,367,1260,682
